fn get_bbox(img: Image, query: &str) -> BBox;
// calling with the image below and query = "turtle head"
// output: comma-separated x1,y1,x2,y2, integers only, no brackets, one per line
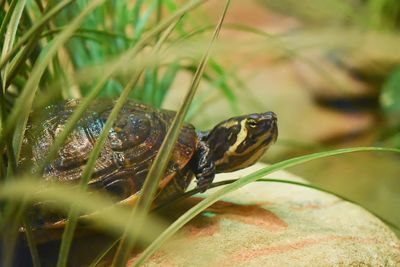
206,111,278,173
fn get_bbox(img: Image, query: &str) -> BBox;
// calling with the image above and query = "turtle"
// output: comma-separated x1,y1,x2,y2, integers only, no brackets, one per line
21,99,278,228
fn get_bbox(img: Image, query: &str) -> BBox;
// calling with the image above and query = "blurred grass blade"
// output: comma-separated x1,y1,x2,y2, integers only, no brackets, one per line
0,178,167,244
142,69,155,104
89,239,119,267
133,0,156,40
0,0,74,71
55,69,143,267
0,0,104,158
4,27,42,90
131,0,145,35
0,0,18,48
134,147,400,266
380,67,400,115
41,27,133,42
22,220,41,267
2,203,25,267
10,3,60,163
209,60,238,105
113,1,230,266
35,0,206,175
1,1,104,266
172,22,350,94
0,0,26,89
56,11,185,267
156,61,180,107
1,0,30,177
160,177,400,231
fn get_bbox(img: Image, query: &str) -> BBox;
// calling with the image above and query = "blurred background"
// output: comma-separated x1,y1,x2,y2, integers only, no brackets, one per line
3,0,399,230
1,0,400,265
163,0,400,231
2,0,400,247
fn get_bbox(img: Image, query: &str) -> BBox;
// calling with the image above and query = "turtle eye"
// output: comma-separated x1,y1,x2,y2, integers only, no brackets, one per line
247,119,258,128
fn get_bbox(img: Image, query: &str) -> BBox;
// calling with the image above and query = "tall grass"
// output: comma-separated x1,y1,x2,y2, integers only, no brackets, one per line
1,0,400,266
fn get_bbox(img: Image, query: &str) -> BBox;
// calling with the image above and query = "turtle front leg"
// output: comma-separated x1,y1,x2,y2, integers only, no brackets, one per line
192,141,215,192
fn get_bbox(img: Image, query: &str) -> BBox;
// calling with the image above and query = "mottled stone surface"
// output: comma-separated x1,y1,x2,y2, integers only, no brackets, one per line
132,163,400,267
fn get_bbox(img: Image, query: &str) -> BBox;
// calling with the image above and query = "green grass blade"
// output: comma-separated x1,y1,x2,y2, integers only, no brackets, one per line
0,0,25,89
1,202,25,267
0,0,26,175
10,27,50,164
133,0,156,40
209,60,238,105
33,0,44,12
156,0,162,26
88,239,119,267
131,0,145,36
134,147,400,266
142,69,155,104
172,22,350,95
55,69,143,267
156,61,180,107
0,178,166,244
22,219,41,267
1,1,103,265
158,177,400,231
140,16,181,107
41,27,133,42
256,179,399,231
3,29,41,90
0,0,104,156
113,1,229,266
0,0,18,49
0,0,74,71
56,11,187,266
183,61,240,120
35,0,206,175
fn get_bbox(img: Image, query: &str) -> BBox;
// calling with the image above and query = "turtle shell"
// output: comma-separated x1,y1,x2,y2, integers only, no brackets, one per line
21,99,197,227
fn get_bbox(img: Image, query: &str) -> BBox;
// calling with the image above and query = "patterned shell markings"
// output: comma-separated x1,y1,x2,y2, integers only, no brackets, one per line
21,99,197,201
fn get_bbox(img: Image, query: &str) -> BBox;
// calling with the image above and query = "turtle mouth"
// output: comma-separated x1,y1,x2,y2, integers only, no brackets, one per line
253,115,278,148
271,116,278,142
263,111,278,143
249,111,278,145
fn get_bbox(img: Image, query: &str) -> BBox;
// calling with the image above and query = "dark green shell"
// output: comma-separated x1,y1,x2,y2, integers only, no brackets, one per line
21,99,197,225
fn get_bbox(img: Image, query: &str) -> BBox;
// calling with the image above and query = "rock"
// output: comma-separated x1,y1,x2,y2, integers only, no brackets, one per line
130,163,400,267
17,164,399,266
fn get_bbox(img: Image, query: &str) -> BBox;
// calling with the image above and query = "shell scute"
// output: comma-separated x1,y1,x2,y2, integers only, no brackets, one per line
22,99,197,194
22,99,198,229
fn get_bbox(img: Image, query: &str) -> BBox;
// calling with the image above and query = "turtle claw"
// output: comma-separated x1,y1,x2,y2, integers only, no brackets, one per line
192,140,216,193
195,165,215,193
196,174,214,193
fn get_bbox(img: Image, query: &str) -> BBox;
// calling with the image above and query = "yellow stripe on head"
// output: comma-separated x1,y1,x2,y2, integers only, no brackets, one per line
213,112,278,173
